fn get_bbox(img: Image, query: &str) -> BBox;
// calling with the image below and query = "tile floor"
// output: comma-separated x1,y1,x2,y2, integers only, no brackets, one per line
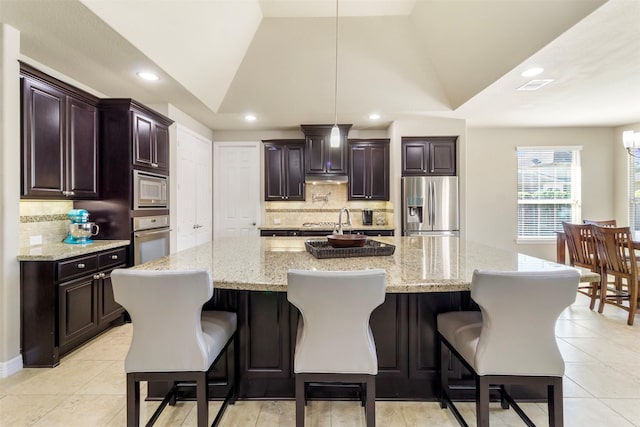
1,293,640,426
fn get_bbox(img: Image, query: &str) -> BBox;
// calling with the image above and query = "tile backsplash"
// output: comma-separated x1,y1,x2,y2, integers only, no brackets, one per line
20,200,73,247
264,183,394,227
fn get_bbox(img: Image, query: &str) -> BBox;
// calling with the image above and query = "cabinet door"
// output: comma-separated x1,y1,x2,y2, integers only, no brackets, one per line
401,141,428,176
67,98,98,198
264,144,286,200
132,112,154,168
429,140,456,175
349,141,389,201
285,145,305,200
98,266,125,325
22,78,66,197
154,122,170,173
369,144,389,200
58,275,98,352
240,291,291,381
349,145,367,199
305,134,326,174
326,135,348,174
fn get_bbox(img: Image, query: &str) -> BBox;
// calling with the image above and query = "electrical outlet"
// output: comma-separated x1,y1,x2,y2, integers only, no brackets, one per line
30,235,43,246
273,218,281,225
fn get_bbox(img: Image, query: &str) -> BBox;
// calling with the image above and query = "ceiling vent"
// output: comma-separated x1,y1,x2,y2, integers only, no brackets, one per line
517,79,554,91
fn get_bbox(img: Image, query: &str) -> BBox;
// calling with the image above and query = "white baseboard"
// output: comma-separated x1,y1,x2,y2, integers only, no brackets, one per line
0,355,23,378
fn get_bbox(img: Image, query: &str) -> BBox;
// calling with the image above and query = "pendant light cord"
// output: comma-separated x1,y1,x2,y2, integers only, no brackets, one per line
333,0,339,126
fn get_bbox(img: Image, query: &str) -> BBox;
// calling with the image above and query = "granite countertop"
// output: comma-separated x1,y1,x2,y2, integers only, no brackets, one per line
133,236,598,293
17,240,131,261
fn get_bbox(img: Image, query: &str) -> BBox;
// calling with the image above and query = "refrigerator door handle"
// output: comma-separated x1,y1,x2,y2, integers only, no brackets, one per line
430,180,435,226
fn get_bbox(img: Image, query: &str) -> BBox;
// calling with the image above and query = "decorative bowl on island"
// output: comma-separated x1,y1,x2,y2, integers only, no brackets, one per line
326,234,368,248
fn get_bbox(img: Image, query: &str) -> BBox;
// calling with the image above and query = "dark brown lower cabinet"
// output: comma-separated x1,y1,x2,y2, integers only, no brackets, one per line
21,247,127,367
58,275,99,355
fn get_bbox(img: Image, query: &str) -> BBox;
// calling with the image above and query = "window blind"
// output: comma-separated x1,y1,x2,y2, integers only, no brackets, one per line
517,146,581,239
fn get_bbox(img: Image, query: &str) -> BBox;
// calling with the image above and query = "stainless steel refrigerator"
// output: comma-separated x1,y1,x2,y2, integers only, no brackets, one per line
401,176,459,236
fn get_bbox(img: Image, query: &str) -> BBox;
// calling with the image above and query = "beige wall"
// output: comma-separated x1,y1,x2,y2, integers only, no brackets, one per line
0,24,22,376
466,127,615,261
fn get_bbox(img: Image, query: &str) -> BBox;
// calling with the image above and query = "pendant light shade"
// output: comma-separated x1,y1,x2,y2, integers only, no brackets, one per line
330,124,340,147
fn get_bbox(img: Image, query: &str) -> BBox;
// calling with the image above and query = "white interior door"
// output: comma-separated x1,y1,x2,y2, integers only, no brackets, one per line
176,126,212,251
213,141,260,237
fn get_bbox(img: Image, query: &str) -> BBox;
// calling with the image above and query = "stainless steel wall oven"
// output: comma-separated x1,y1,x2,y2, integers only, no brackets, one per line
133,215,170,265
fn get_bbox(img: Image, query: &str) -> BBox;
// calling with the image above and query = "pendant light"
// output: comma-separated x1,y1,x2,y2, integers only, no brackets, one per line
330,0,340,148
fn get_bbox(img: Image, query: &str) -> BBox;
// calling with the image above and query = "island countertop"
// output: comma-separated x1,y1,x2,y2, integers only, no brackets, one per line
133,236,597,293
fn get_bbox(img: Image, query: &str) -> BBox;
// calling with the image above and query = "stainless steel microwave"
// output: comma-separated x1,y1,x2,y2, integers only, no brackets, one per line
133,170,168,209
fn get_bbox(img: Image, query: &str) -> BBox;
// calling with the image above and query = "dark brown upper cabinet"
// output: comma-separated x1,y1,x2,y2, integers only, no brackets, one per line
348,139,390,201
21,64,99,199
132,110,169,173
301,124,352,176
401,136,457,176
99,99,173,176
263,140,305,201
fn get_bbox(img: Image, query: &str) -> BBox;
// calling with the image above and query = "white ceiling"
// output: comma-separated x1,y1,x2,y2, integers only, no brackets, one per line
1,0,638,131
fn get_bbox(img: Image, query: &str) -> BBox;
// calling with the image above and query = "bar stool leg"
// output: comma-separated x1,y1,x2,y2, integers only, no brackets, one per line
439,338,448,409
548,378,563,427
196,373,208,427
476,376,490,427
365,376,375,427
126,373,140,427
295,374,305,427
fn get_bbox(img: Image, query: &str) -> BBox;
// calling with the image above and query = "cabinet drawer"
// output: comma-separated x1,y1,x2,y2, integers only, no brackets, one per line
98,248,127,270
57,255,98,282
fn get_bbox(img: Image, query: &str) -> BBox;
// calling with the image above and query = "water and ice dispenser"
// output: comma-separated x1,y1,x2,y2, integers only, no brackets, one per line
406,198,424,224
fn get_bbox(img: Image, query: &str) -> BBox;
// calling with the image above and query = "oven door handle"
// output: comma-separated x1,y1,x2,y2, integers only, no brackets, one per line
134,228,172,238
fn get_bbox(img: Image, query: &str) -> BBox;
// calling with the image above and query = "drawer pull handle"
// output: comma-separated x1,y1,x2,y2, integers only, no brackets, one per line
77,263,85,269
93,274,100,280
111,255,118,260
99,272,106,279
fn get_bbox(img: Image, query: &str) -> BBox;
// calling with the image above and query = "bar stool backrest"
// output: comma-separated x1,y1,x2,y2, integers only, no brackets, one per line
287,269,386,375
111,269,214,373
470,269,579,376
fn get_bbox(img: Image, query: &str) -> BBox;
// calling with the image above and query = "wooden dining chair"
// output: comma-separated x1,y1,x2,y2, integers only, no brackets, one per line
562,222,600,309
583,219,617,227
591,225,640,325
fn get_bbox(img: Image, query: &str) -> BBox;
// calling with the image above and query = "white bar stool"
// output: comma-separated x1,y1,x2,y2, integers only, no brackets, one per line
287,269,386,427
111,268,238,427
438,269,579,427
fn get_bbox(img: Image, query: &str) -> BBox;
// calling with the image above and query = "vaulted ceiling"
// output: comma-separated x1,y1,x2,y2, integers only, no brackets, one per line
1,0,638,131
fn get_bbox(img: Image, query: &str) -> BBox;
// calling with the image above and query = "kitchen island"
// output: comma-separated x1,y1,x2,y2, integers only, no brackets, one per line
134,236,597,400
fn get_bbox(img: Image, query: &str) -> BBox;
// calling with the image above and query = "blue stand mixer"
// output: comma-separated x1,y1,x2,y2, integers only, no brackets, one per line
63,209,100,244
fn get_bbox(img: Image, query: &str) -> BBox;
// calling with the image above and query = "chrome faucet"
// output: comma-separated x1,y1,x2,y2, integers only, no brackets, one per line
335,207,352,235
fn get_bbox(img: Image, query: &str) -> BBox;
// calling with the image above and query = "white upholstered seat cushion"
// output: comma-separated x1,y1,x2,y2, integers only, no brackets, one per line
201,311,238,368
437,311,482,368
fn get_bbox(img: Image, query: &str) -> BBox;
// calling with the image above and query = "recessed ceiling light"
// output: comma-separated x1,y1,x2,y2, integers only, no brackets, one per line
369,113,381,120
245,114,257,122
521,68,544,77
137,71,159,81
517,79,554,91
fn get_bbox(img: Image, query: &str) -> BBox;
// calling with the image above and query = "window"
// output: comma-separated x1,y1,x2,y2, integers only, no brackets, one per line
517,146,582,241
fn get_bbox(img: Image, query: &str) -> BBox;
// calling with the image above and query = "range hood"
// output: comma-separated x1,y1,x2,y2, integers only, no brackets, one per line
305,174,348,184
